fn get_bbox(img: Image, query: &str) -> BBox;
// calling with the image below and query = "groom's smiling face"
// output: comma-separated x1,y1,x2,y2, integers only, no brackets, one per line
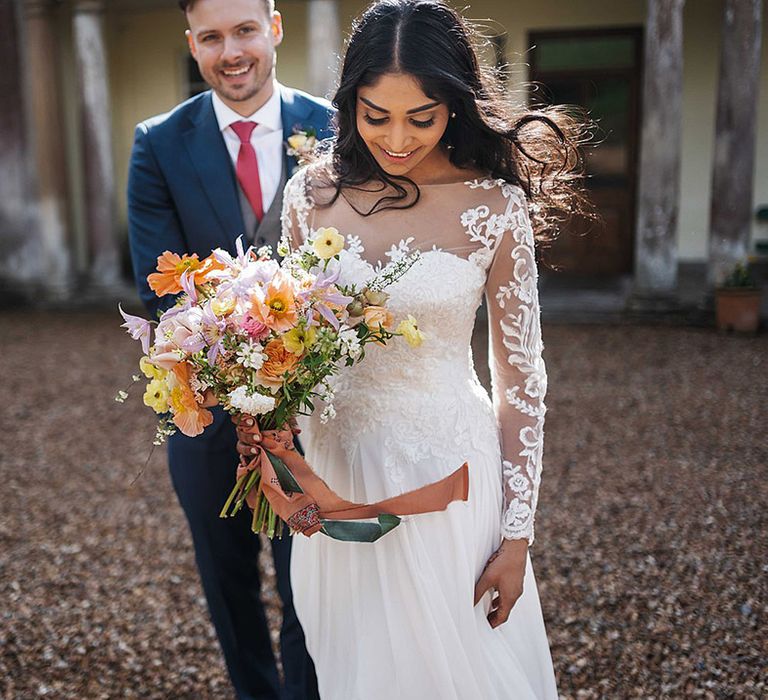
185,0,283,115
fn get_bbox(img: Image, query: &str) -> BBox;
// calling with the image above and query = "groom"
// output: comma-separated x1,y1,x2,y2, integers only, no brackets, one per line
127,0,333,698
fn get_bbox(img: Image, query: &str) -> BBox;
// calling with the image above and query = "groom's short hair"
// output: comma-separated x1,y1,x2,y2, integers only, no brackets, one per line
178,0,275,13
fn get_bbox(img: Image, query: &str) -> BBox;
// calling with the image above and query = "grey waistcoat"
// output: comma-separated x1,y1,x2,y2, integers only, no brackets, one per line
237,157,289,254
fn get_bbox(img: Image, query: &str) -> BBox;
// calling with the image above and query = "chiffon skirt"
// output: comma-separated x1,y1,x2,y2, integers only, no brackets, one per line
290,411,558,700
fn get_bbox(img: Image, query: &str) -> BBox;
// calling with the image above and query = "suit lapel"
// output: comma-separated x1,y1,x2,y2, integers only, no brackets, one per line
183,92,245,248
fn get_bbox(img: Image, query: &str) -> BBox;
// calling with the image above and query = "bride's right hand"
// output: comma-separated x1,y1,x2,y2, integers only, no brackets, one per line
233,415,262,457
233,415,301,457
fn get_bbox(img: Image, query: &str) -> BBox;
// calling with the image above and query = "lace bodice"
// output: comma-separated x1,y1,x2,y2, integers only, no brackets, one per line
281,166,547,545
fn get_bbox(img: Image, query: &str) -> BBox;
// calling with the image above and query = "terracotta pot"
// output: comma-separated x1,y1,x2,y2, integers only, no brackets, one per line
715,287,762,333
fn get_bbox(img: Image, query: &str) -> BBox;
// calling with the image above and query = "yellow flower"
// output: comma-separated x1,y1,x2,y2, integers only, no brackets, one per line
140,356,167,380
287,133,308,151
396,315,426,348
282,325,317,355
312,227,345,260
143,378,170,414
211,297,236,316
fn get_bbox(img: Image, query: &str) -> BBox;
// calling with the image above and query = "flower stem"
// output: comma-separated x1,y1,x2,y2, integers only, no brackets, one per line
220,471,249,518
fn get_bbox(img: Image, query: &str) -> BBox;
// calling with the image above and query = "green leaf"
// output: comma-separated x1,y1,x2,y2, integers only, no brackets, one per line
320,514,401,542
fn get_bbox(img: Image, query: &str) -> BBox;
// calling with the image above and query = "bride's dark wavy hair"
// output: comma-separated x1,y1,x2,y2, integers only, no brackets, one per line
324,0,592,242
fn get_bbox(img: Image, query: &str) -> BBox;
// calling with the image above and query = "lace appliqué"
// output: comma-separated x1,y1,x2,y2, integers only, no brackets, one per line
481,181,547,544
462,179,519,269
281,167,314,243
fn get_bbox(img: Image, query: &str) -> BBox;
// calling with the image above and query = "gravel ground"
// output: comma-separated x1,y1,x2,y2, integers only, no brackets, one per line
0,311,764,699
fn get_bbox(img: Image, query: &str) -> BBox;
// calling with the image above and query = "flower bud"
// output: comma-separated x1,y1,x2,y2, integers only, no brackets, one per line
347,299,365,317
363,288,389,306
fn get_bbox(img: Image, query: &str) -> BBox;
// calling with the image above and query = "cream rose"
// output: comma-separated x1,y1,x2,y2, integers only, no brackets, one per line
363,305,394,330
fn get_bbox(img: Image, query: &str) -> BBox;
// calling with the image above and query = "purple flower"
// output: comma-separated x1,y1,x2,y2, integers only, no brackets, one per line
299,268,353,331
179,269,198,303
118,304,152,355
212,235,255,270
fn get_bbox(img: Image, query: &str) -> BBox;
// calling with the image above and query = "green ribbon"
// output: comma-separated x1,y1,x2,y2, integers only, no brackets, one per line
321,514,401,542
267,451,302,493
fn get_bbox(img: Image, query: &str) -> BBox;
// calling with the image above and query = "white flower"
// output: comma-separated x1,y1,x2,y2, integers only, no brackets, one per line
236,341,267,370
287,133,308,151
338,327,362,360
286,131,317,162
317,381,335,404
320,404,336,424
276,236,291,258
227,386,276,415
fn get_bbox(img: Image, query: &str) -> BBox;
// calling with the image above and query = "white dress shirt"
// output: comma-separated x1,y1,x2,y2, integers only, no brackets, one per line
212,84,284,215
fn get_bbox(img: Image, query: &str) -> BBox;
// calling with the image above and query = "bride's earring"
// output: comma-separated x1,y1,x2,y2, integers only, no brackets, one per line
450,112,456,118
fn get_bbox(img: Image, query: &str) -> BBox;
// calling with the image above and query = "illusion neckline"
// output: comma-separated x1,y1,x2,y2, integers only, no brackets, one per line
413,175,493,186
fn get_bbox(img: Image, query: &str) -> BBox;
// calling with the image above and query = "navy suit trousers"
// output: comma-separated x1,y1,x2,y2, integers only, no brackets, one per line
167,409,318,700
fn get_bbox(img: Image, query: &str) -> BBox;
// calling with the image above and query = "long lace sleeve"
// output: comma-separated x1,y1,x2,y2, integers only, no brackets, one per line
280,167,312,249
485,189,547,546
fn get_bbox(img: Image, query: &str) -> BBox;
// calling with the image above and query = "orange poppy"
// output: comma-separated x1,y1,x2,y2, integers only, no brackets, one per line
169,362,214,437
250,274,299,333
148,251,224,297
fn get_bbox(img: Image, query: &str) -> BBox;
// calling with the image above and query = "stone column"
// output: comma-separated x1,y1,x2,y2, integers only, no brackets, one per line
707,0,763,287
73,0,120,289
22,0,72,293
0,0,40,298
307,0,341,101
632,0,685,302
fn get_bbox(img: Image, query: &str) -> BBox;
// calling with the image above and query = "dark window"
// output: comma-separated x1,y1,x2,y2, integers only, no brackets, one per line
529,27,643,276
186,56,207,98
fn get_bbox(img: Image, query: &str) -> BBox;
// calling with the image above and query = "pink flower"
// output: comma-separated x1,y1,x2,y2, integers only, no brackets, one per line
151,309,202,370
242,314,270,342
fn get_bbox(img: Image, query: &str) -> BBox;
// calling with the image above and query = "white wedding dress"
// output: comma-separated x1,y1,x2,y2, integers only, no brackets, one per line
281,165,558,699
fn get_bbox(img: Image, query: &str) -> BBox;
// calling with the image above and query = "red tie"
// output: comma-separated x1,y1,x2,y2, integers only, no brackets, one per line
230,121,264,222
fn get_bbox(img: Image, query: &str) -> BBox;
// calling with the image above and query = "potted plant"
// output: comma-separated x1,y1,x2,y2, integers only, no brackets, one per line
715,262,762,333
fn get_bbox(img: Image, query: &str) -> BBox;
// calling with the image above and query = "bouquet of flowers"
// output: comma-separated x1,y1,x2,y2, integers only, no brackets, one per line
119,231,467,541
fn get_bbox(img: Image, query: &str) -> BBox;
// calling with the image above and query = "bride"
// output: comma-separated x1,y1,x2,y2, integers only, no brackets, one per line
238,0,587,697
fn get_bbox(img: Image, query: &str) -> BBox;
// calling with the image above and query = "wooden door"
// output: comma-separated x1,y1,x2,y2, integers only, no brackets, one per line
529,28,643,277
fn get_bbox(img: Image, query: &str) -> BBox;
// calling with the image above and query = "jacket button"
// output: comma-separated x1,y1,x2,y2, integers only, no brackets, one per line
257,236,266,246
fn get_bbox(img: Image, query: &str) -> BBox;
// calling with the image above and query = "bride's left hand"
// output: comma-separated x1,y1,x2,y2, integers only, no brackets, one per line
473,538,528,629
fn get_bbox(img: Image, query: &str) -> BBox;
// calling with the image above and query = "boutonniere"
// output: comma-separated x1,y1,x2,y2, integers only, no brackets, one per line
285,126,318,172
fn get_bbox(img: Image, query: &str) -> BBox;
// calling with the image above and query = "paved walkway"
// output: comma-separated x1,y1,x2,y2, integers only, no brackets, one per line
1,312,764,698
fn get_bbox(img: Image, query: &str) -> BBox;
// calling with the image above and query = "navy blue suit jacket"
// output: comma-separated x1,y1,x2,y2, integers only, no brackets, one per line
128,85,334,320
